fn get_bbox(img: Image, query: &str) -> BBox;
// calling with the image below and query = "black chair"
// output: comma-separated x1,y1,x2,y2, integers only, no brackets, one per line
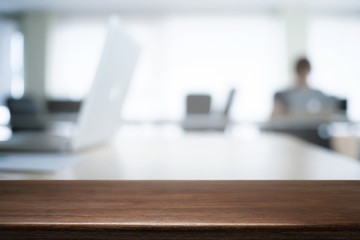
6,97,45,132
46,100,82,113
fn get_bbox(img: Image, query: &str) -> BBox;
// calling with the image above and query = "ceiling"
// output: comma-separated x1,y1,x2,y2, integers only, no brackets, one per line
1,0,360,13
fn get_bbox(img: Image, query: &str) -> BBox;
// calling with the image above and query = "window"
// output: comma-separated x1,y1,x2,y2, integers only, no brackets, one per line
0,19,23,128
308,16,360,121
0,19,23,104
47,14,286,121
46,17,106,100
10,31,24,99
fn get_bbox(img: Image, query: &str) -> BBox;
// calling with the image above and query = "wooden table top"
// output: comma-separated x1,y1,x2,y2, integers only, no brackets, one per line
1,180,360,239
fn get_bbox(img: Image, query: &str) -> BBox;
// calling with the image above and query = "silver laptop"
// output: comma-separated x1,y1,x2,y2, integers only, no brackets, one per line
182,89,236,131
0,19,140,152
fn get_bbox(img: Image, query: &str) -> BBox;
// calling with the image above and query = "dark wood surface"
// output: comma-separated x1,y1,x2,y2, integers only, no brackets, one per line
1,181,360,239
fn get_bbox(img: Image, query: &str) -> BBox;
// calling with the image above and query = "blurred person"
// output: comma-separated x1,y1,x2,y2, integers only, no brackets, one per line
271,57,332,119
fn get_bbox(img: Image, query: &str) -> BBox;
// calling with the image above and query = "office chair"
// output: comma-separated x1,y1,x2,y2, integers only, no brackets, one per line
183,90,236,132
6,97,45,132
186,94,212,115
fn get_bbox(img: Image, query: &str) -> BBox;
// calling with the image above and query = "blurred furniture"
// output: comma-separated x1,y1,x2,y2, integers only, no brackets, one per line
5,98,82,132
335,98,347,115
182,89,236,132
266,97,348,149
1,132,360,180
332,135,359,159
223,88,236,116
45,100,81,123
46,100,82,113
186,94,211,115
262,122,331,149
330,122,360,160
6,97,45,132
1,180,360,239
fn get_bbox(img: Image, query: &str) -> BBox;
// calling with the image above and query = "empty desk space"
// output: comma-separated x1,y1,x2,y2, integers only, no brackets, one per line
1,132,360,180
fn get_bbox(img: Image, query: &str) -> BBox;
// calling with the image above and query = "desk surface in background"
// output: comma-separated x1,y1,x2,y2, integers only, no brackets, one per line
0,132,359,180
1,180,360,239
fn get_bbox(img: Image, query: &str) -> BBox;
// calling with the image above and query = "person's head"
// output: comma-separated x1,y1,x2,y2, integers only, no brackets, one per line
295,57,311,83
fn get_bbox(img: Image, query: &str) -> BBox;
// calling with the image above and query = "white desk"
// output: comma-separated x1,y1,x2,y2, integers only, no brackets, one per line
0,131,360,180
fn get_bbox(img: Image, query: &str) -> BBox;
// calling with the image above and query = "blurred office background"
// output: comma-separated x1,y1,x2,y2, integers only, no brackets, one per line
0,0,360,156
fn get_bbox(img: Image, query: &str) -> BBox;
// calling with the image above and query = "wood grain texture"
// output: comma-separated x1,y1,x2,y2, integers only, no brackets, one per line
1,180,360,239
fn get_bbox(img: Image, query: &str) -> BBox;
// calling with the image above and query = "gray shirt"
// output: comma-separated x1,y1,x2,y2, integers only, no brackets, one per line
274,88,337,116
